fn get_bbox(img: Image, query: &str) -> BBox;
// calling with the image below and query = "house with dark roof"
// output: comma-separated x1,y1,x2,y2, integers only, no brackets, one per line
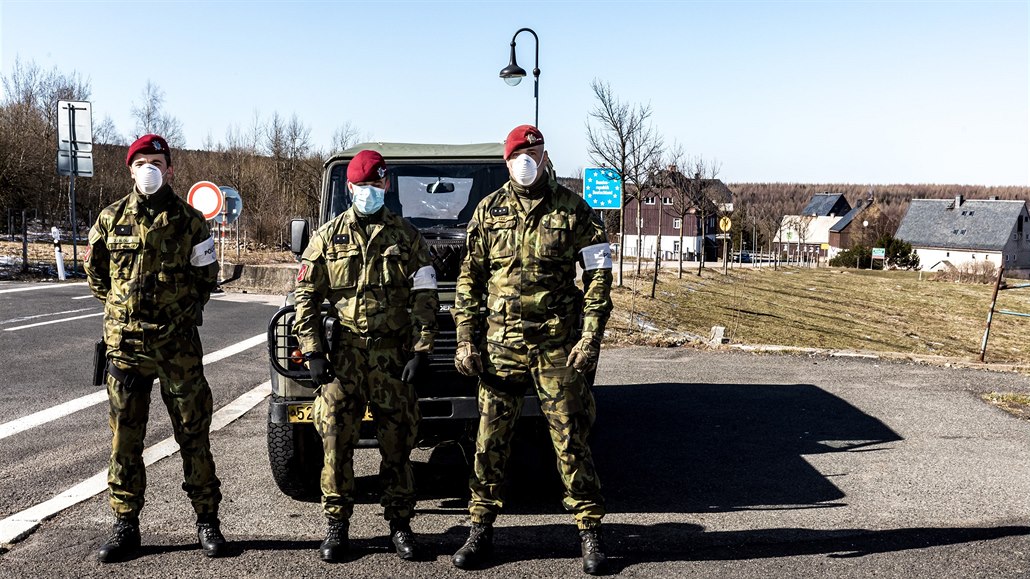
894,196,1030,273
622,174,734,261
775,193,862,262
802,193,852,218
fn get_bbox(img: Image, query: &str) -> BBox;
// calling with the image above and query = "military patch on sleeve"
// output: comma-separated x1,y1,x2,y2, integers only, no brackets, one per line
333,234,350,244
296,263,308,282
489,207,509,216
114,225,133,236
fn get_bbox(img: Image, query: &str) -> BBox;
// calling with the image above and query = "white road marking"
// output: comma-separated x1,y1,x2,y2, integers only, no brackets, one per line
0,282,87,294
3,312,104,331
0,308,97,326
71,295,94,300
0,334,265,440
0,381,271,545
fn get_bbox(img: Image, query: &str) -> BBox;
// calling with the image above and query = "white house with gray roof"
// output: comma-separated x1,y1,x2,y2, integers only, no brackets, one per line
894,196,1030,273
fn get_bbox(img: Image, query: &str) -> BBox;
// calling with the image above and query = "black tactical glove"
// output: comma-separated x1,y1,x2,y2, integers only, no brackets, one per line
401,352,429,384
306,353,336,385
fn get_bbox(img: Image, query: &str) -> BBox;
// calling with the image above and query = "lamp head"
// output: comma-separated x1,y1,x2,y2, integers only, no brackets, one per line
500,42,527,86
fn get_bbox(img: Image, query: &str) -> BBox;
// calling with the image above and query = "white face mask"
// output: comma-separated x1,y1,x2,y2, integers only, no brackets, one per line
510,153,538,187
134,163,164,195
351,184,385,214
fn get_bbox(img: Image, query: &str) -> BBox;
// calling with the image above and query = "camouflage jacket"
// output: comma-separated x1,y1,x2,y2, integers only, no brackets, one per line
453,177,613,348
293,206,439,355
84,186,218,351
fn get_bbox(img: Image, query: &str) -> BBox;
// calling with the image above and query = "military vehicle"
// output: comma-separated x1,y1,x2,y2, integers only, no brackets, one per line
265,143,546,498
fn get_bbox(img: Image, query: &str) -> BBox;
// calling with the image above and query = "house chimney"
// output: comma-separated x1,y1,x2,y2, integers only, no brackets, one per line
955,194,964,208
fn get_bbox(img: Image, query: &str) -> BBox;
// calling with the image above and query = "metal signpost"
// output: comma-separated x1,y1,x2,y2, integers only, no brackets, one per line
56,100,94,275
214,186,244,273
719,216,732,274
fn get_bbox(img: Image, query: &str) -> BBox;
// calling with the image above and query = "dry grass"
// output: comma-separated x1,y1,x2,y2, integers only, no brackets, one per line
609,264,1030,365
981,392,1030,420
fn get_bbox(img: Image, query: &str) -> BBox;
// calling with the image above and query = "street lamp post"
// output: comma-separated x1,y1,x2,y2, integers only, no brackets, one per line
499,27,540,127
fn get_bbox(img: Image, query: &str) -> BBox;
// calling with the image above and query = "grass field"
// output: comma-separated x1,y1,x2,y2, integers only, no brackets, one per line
609,264,1030,367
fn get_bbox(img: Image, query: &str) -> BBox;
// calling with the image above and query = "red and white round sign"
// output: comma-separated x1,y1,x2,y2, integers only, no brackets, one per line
187,181,224,220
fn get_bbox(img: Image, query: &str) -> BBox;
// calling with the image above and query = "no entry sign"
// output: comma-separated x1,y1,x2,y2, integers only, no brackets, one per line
188,181,224,220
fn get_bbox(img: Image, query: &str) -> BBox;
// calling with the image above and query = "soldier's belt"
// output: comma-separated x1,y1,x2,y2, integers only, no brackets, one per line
334,330,404,350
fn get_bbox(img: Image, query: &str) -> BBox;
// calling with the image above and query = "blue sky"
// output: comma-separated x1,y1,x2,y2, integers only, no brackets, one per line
2,0,1027,186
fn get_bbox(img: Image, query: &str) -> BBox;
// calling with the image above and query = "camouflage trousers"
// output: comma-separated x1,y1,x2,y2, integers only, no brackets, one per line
313,343,420,522
470,340,604,530
105,327,221,519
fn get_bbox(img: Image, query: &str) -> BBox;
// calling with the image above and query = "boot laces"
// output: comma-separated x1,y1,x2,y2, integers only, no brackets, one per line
463,524,490,550
325,522,347,542
581,530,604,554
107,520,138,543
198,522,224,542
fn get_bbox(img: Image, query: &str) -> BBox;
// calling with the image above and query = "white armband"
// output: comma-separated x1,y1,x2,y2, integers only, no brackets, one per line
580,243,613,271
191,236,217,266
411,265,438,290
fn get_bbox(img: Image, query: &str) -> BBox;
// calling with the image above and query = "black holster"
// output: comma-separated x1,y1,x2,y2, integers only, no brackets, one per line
92,339,107,386
321,315,338,353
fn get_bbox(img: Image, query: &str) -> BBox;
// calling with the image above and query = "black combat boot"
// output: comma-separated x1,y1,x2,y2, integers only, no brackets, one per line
580,527,607,575
390,518,419,561
451,522,493,569
196,514,228,558
319,519,349,562
96,517,141,563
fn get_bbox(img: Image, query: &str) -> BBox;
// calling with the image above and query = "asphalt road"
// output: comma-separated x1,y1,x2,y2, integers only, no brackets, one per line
1,281,1029,578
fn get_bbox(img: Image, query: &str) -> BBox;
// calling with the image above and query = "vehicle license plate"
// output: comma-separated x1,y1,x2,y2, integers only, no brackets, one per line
287,403,314,423
287,403,373,423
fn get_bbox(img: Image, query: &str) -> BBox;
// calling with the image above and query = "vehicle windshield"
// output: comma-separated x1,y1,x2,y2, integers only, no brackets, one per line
328,161,509,227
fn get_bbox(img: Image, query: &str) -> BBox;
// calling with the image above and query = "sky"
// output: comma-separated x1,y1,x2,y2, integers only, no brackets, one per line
1,0,1027,186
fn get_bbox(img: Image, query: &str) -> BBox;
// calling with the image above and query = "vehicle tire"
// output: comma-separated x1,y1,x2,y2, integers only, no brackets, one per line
267,392,323,500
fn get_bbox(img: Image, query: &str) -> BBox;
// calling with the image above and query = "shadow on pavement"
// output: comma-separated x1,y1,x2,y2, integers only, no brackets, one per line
591,382,902,513
424,522,1030,573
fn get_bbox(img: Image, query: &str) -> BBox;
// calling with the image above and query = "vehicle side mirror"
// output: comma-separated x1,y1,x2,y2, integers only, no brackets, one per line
290,219,309,257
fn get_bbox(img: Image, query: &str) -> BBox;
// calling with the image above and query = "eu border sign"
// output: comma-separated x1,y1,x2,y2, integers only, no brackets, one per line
583,168,622,209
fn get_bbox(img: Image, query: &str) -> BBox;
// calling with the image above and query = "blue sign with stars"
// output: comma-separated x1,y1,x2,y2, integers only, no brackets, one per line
583,168,622,210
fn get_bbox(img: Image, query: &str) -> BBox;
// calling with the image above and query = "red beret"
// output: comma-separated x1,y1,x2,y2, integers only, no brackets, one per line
347,150,387,183
504,124,544,159
126,134,172,166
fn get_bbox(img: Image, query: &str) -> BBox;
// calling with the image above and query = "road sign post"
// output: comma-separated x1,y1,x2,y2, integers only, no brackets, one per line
56,100,93,276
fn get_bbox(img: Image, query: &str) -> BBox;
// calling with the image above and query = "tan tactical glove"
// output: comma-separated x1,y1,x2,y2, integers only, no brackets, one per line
566,336,601,373
454,341,483,377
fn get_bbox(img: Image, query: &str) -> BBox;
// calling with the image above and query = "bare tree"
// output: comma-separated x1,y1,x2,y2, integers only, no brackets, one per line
131,80,184,146
0,58,90,228
585,79,662,285
670,155,721,276
330,121,367,154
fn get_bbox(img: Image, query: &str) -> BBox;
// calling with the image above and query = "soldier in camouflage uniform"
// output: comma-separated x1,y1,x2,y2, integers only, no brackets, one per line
450,125,614,575
293,150,439,563
84,134,227,563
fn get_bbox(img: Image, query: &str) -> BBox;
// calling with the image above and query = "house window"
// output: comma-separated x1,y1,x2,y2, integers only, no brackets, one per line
673,241,681,253
662,197,673,205
644,197,656,205
672,218,682,230
960,229,966,234
953,229,959,234
969,211,974,215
